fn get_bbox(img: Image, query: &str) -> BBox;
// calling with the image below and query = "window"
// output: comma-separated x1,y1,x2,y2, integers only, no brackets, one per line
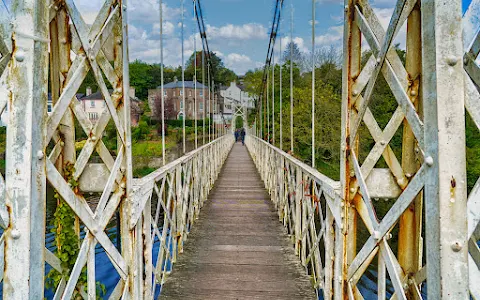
199,102,203,111
90,100,95,108
188,90,192,96
163,90,167,96
180,89,183,96
89,112,98,120
199,91,203,96
47,103,52,113
180,101,184,110
173,91,176,96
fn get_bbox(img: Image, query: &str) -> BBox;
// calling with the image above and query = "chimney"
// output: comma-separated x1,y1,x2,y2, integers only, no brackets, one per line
86,86,92,96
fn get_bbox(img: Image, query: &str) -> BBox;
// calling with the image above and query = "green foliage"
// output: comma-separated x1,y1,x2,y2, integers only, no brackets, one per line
46,163,105,299
132,140,168,157
132,121,150,142
133,166,157,177
235,116,244,129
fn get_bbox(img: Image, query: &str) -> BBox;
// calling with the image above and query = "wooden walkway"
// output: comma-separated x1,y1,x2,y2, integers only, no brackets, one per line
160,143,316,299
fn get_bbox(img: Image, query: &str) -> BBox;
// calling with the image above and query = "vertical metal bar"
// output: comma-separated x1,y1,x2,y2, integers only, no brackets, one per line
339,0,360,298
421,0,469,298
208,63,211,143
202,48,205,145
267,67,270,142
260,94,263,139
290,4,294,153
160,0,166,165
280,33,283,150
398,2,423,286
121,0,136,296
272,51,275,146
181,0,186,154
194,1,197,149
4,0,48,297
311,0,315,169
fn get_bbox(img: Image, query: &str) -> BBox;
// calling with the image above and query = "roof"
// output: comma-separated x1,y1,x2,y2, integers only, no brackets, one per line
158,80,207,89
82,89,114,100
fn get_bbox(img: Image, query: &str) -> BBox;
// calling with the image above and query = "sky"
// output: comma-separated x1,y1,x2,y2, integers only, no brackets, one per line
0,0,476,75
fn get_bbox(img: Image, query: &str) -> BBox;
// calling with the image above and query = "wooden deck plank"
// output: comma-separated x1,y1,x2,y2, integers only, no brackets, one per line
160,143,316,300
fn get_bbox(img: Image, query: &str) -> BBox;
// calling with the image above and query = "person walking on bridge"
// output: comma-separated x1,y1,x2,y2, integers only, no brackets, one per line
234,128,239,142
240,127,246,145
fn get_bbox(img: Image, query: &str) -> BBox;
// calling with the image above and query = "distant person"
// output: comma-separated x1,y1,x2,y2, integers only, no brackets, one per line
234,129,239,142
240,127,246,145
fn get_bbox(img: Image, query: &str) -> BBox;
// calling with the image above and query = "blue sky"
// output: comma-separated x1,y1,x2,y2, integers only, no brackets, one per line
0,0,475,75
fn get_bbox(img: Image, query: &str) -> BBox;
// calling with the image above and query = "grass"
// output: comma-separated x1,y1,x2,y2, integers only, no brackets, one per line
131,140,176,157
133,166,157,177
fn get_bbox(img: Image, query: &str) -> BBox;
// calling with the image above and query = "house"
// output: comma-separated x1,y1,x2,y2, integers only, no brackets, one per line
219,81,255,122
148,77,207,120
80,86,142,126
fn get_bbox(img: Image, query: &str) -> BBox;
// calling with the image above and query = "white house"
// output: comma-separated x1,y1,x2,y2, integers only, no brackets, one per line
219,81,254,123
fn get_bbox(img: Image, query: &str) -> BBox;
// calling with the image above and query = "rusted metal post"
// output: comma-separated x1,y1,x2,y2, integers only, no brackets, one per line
422,0,469,298
398,3,423,294
4,0,48,297
339,0,360,298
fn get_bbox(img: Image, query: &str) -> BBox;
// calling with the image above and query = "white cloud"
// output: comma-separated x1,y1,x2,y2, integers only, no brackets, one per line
206,23,267,40
222,53,260,75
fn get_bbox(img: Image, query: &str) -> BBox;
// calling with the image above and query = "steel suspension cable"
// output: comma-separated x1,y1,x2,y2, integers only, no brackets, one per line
194,1,198,149
181,0,186,154
208,63,211,142
272,51,275,146
311,0,315,168
202,46,205,145
280,33,283,150
290,4,294,154
160,0,165,165
267,67,270,141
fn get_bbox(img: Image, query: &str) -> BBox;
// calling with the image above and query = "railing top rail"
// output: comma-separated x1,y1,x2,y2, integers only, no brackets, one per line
250,135,341,194
133,135,229,190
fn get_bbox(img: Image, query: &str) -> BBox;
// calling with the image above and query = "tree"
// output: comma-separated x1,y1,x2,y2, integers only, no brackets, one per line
185,51,237,85
153,94,176,121
283,42,303,65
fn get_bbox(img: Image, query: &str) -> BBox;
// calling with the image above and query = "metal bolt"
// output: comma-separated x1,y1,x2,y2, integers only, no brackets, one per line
120,167,126,172
410,90,417,97
386,233,392,240
350,170,355,177
11,229,20,239
15,49,25,62
61,38,67,44
120,182,126,189
340,201,345,207
349,187,356,193
446,55,458,66
451,242,462,252
425,156,434,167
373,230,381,240
37,150,44,160
117,39,122,45
406,173,412,178
91,136,97,141
463,56,468,65
84,227,89,233
352,90,359,96
397,178,407,187
376,57,381,63
344,5,348,12
380,140,386,146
